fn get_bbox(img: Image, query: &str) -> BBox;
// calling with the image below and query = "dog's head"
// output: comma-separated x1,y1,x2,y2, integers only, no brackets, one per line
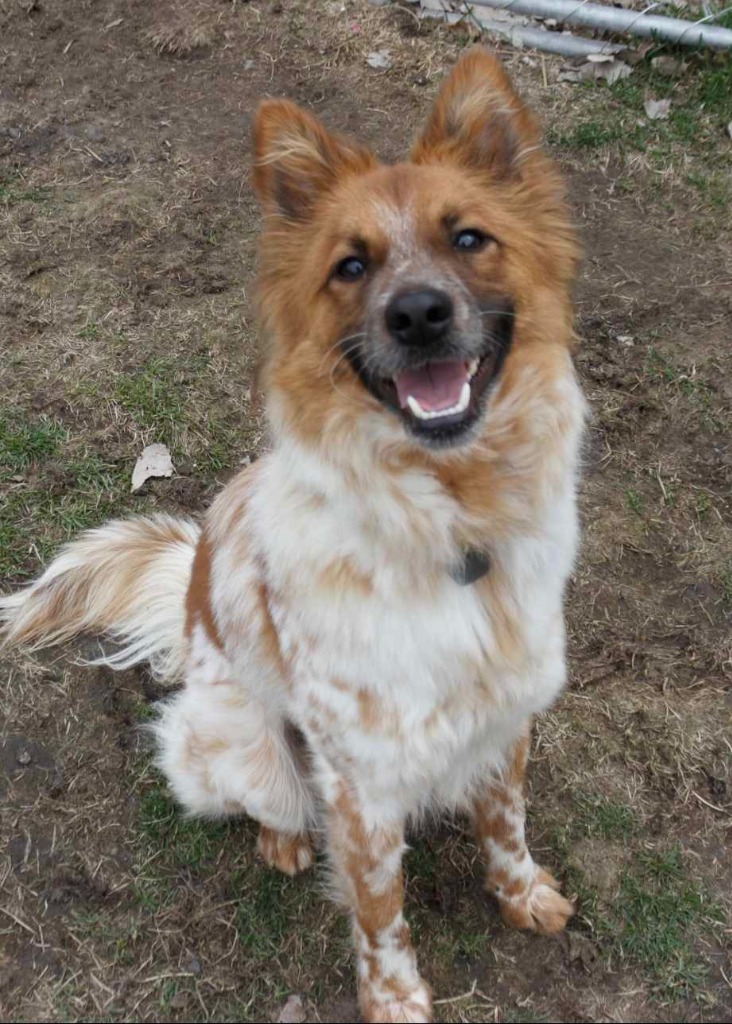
253,48,577,454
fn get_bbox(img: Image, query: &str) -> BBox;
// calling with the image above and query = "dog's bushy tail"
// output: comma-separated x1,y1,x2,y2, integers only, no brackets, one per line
0,515,200,680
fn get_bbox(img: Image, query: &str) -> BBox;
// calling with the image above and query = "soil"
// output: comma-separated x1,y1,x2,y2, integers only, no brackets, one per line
1,2,730,1023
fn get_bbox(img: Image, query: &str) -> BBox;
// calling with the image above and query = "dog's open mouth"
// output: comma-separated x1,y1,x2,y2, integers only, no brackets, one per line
344,303,514,446
392,354,494,429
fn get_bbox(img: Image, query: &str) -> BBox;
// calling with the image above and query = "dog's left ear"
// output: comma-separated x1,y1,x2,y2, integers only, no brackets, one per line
410,47,540,180
253,100,374,221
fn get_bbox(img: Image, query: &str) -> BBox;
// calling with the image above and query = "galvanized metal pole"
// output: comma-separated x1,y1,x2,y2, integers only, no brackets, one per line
475,19,623,54
465,0,732,49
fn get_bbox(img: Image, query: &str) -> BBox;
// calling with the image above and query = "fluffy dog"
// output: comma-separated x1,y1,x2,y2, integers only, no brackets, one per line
1,48,584,1023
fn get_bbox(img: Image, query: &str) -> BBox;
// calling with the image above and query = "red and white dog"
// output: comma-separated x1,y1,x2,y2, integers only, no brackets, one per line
1,49,584,1023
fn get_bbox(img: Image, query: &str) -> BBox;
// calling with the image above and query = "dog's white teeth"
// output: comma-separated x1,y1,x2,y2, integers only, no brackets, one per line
406,395,428,420
406,382,472,422
467,358,479,377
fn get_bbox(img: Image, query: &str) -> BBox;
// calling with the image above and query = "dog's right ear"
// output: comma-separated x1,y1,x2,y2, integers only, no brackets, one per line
253,100,374,221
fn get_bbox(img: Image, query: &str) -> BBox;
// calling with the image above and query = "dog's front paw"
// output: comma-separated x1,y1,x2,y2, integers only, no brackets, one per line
257,826,314,876
497,866,574,935
359,980,433,1023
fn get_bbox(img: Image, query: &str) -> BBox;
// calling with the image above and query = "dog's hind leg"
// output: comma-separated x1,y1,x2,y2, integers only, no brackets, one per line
153,625,315,859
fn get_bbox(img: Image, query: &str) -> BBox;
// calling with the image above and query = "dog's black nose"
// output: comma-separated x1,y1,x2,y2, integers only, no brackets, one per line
385,288,453,347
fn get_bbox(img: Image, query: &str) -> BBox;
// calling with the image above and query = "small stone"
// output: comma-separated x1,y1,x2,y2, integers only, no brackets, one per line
413,74,428,86
169,991,190,1010
367,50,392,71
644,97,671,121
277,995,307,1024
185,956,202,975
651,55,684,78
17,749,32,765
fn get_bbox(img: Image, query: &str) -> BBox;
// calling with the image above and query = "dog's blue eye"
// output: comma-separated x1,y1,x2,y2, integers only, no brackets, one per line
334,256,367,282
453,229,488,252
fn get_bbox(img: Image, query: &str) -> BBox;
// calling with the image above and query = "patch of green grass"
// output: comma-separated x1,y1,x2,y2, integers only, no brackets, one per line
69,910,142,968
112,353,243,472
626,488,644,516
550,49,732,187
0,413,66,476
114,357,188,441
720,560,732,609
644,347,724,430
0,429,130,578
573,795,637,841
137,777,233,869
563,837,722,998
548,120,627,150
0,169,49,204
617,846,723,995
77,321,101,340
686,171,731,209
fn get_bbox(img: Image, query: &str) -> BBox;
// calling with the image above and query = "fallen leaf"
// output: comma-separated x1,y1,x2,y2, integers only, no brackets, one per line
131,443,174,492
651,55,684,78
644,98,671,121
367,50,392,70
559,59,632,85
277,995,307,1023
594,58,632,84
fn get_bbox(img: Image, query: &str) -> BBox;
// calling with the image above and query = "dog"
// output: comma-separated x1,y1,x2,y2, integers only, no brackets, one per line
1,48,584,1024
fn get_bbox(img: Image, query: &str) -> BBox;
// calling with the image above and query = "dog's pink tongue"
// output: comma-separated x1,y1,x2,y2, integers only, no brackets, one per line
394,360,467,411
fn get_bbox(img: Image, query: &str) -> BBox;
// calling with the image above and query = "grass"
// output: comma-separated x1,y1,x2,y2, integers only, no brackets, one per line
114,357,189,442
549,46,732,210
0,438,130,579
551,798,723,996
0,413,66,476
0,169,49,205
563,833,722,997
137,776,234,870
112,353,245,470
644,346,725,432
573,795,637,841
0,413,123,578
617,847,723,995
626,488,644,516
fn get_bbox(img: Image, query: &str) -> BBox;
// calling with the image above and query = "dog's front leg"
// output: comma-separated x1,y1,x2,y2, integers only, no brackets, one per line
471,727,574,934
327,786,432,1024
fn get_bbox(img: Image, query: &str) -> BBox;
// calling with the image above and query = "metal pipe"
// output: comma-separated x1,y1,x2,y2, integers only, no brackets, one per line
465,0,732,49
475,19,623,54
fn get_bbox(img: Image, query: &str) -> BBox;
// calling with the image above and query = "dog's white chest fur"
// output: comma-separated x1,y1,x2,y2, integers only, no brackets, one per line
206,368,584,827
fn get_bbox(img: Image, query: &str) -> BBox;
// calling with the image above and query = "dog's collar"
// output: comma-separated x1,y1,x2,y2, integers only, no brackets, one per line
449,548,491,586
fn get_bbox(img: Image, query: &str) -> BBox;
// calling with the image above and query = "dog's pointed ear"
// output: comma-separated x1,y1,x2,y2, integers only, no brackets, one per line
410,47,540,180
253,100,375,220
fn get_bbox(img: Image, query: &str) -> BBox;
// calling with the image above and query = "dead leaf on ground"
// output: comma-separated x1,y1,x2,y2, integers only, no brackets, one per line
559,58,632,85
131,442,174,492
644,97,672,121
651,55,684,77
367,50,392,70
277,995,307,1023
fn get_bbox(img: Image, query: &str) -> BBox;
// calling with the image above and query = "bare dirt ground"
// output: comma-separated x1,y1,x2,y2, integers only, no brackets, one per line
1,2,730,1022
